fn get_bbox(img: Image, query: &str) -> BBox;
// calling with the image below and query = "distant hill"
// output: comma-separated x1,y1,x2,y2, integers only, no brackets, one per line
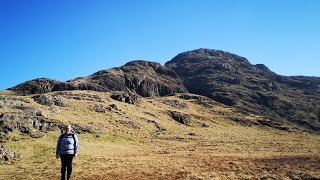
8,48,320,132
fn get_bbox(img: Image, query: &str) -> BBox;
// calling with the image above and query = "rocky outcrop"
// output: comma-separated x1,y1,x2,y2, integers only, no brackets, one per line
33,94,68,107
0,95,94,141
70,60,188,97
170,111,189,125
165,48,320,131
0,145,21,164
9,61,188,97
16,106,46,117
94,104,106,113
0,112,60,141
0,97,17,108
110,92,139,104
8,78,107,95
8,78,61,95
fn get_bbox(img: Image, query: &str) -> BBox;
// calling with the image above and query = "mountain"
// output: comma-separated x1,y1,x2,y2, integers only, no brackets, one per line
165,48,320,131
9,61,187,97
8,48,320,131
2,49,320,179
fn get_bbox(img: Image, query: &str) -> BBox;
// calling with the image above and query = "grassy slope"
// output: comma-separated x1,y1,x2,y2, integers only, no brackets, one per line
0,90,319,179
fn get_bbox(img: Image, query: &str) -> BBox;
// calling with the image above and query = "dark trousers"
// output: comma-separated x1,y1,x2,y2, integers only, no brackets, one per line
60,154,74,180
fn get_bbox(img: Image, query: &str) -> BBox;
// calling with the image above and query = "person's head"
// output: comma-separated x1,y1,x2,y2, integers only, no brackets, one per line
64,125,72,134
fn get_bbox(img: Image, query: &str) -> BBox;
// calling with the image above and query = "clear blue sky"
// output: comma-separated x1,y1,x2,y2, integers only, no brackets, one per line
1,0,319,90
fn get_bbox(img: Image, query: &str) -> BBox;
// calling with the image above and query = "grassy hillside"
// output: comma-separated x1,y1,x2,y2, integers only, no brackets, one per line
1,90,319,179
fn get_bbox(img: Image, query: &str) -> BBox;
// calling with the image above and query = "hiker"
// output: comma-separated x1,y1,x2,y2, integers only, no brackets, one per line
56,125,79,180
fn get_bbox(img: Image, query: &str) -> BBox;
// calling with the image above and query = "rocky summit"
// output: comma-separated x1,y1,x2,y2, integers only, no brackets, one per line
8,48,320,132
165,48,320,131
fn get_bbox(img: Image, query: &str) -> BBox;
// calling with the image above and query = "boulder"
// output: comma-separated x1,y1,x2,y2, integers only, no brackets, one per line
0,97,16,108
94,104,105,113
109,104,118,110
117,119,140,129
16,106,45,116
170,111,189,125
0,145,20,164
49,106,60,113
33,94,68,107
110,92,138,104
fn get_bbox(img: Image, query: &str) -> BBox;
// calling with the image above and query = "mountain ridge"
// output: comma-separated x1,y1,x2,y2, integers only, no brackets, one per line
8,48,320,132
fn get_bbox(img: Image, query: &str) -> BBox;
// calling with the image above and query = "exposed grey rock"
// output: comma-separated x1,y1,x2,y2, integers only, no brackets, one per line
69,60,188,97
0,145,21,164
202,123,209,127
8,78,60,95
33,94,68,107
161,99,187,109
147,119,166,132
0,97,16,108
16,106,45,117
53,96,68,107
9,60,188,97
179,94,212,101
257,119,290,131
0,112,61,141
94,104,105,113
170,111,189,125
117,119,140,129
49,106,60,113
109,104,118,110
110,92,138,104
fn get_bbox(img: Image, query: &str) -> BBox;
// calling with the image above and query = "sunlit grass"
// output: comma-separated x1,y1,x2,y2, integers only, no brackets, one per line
1,91,320,179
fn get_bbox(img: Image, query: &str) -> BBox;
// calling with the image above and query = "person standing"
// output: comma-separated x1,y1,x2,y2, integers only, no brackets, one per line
56,125,79,180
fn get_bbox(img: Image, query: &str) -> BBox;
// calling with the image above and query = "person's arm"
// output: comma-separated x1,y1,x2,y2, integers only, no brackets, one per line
74,134,79,157
56,135,62,158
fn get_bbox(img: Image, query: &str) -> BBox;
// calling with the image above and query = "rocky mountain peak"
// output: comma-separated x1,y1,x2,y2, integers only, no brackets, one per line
164,48,320,131
121,60,180,79
166,48,250,65
123,60,161,68
165,49,258,80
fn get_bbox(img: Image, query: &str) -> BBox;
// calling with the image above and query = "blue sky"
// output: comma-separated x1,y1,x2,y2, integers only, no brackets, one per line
0,0,319,90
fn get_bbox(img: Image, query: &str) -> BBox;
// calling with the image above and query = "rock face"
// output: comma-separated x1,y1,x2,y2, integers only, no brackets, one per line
110,92,139,104
69,60,188,97
33,94,68,107
9,61,188,97
170,111,189,125
8,78,61,95
165,48,320,131
0,112,60,141
0,145,21,164
8,78,106,95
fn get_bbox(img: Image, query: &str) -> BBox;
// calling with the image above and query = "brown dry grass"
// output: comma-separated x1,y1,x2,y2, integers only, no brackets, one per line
1,91,320,179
